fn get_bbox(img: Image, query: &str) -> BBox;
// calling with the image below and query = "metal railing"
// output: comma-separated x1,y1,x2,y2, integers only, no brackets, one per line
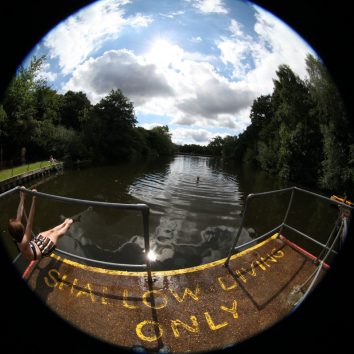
0,186,150,270
1,185,352,272
224,186,352,267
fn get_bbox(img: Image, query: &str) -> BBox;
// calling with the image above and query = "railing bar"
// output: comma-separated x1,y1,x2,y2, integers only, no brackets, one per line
0,187,19,199
55,248,147,269
20,189,148,211
293,186,354,210
234,224,283,250
246,187,294,199
296,221,343,307
283,223,338,255
278,189,294,237
12,253,22,264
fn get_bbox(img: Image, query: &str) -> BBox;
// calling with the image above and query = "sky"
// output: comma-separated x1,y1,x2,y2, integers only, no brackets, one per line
26,0,317,146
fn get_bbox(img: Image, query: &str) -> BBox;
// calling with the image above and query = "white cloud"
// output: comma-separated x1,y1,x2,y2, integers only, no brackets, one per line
175,76,254,125
159,10,185,19
190,36,203,43
244,6,316,95
63,49,173,104
38,63,57,82
171,127,215,145
65,38,253,134
171,127,233,145
193,0,227,14
137,122,164,130
217,6,317,97
44,1,317,144
229,19,243,37
44,0,152,75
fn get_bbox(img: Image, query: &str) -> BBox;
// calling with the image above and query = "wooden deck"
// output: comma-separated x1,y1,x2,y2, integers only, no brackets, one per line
23,234,325,353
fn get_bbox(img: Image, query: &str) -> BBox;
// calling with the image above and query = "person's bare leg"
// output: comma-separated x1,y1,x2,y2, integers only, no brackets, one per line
50,220,69,232
47,219,73,244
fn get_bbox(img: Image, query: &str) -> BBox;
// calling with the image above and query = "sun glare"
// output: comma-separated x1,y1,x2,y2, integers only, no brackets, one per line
148,38,179,67
147,250,157,262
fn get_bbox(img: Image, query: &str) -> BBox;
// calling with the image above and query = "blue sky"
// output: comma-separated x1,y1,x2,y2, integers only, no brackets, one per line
27,0,317,145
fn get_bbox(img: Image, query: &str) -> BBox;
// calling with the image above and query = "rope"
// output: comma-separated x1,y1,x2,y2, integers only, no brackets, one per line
293,218,344,307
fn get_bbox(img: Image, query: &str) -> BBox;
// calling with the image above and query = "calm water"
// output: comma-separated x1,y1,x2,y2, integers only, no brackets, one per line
1,155,340,270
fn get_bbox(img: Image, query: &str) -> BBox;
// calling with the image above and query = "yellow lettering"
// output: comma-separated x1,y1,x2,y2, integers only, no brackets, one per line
218,275,237,291
204,312,228,330
76,283,96,303
136,320,163,342
235,270,247,283
169,287,201,303
272,248,285,258
220,300,238,319
142,290,168,310
256,260,267,270
44,269,60,288
247,262,258,275
265,254,278,263
70,278,78,295
101,286,108,305
58,274,68,290
260,257,271,268
123,289,139,309
171,316,199,338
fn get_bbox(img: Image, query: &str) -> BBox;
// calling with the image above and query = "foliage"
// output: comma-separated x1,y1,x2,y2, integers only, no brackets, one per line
0,58,176,167
59,90,91,130
178,55,352,194
2,54,352,194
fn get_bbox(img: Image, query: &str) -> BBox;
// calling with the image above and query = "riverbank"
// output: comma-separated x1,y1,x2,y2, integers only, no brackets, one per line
0,161,63,192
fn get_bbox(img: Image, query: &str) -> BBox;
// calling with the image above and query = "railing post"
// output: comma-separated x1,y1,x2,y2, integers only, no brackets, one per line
224,194,253,267
278,187,295,237
141,205,150,267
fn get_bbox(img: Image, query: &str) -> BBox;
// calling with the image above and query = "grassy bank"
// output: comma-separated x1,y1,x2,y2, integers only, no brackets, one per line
0,161,54,182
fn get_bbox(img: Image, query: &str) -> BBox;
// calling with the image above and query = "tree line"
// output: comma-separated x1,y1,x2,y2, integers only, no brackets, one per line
0,56,175,167
179,55,354,194
1,55,352,193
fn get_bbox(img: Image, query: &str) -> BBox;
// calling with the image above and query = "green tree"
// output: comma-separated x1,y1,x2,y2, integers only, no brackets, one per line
33,86,61,124
272,65,320,183
306,54,353,191
250,95,273,130
148,125,175,156
208,136,224,156
84,89,137,161
60,90,92,130
2,56,46,158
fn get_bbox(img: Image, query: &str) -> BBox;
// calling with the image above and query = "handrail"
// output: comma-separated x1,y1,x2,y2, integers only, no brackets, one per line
2,185,352,271
225,186,352,267
1,186,150,270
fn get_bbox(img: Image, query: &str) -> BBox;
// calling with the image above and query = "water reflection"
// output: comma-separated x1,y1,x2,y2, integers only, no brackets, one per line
1,155,340,270
54,155,253,269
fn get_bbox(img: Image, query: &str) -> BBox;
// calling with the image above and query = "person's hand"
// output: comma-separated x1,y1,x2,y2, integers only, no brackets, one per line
19,186,26,200
32,189,38,199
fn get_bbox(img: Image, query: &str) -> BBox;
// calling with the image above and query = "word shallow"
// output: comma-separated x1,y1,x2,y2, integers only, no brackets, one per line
27,236,312,352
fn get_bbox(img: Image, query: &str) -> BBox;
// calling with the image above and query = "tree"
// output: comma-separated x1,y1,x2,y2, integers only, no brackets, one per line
33,86,61,124
272,64,320,183
84,89,137,160
208,136,224,156
148,125,175,156
250,95,273,129
1,56,46,159
306,54,354,191
60,90,92,130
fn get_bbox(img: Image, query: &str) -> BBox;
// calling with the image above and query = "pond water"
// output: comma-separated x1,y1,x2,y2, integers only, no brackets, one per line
1,155,340,270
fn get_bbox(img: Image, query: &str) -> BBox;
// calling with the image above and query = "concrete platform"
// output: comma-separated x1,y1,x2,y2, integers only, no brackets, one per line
24,234,325,353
